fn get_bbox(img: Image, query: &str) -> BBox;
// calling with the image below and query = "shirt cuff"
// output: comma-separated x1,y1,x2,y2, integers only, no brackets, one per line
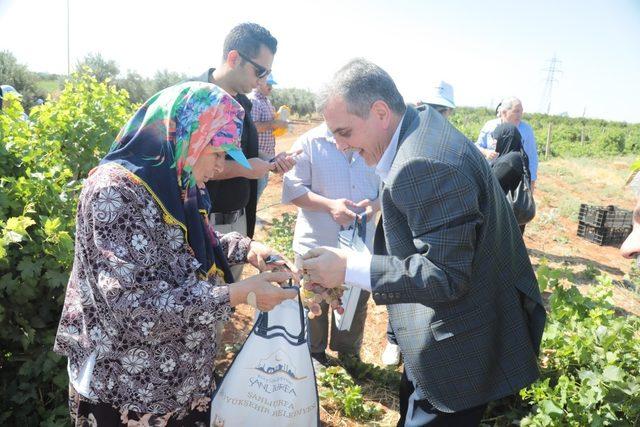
345,253,372,292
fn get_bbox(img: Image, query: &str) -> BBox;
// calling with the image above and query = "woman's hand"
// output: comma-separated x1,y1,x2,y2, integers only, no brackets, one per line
247,241,293,272
229,271,298,311
247,242,300,283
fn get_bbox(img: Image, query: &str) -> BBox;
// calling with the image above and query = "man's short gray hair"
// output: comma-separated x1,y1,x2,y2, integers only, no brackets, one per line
496,97,522,117
317,58,406,118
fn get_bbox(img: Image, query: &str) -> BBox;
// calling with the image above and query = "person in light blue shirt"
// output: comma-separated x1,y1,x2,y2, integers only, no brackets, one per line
476,97,539,189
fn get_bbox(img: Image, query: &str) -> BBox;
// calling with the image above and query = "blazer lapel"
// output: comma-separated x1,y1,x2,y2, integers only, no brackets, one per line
373,107,419,256
397,106,419,146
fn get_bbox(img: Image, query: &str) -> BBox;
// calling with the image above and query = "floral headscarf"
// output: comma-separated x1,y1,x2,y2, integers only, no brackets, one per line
101,82,246,281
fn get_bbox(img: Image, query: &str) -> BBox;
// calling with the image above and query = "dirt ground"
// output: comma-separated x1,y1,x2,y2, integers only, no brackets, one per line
217,122,640,426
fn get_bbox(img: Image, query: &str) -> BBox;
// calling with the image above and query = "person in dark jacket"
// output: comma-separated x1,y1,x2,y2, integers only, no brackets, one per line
195,23,296,281
490,123,530,194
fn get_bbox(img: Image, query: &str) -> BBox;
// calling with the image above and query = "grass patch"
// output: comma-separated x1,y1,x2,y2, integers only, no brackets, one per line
36,79,61,94
557,196,581,221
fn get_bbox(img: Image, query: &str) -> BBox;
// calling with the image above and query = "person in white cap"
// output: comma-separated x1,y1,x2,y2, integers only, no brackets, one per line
416,80,456,119
0,84,29,120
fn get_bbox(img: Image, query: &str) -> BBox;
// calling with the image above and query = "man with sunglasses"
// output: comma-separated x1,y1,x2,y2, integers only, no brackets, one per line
195,23,296,282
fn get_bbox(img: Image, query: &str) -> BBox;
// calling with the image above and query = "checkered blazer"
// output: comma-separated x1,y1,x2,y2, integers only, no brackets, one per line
371,106,546,413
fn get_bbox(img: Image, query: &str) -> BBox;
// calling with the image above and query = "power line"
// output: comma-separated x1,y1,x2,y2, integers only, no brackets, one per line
539,55,562,114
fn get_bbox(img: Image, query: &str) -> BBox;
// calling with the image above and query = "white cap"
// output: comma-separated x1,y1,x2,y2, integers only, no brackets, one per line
421,81,455,109
1,85,22,98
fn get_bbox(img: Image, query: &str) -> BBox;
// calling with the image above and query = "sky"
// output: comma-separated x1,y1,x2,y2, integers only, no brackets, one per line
1,0,639,123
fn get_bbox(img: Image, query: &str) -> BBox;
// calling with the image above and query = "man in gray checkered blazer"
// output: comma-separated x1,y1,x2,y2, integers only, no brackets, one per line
302,59,546,426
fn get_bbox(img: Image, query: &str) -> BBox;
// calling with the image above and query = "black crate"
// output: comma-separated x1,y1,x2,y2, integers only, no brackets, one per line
578,204,632,228
577,222,632,246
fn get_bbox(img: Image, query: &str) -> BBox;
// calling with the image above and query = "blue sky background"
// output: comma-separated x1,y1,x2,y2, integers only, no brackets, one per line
1,0,639,122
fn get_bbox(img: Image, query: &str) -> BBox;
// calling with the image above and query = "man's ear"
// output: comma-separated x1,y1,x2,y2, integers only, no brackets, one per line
226,50,241,69
371,100,392,128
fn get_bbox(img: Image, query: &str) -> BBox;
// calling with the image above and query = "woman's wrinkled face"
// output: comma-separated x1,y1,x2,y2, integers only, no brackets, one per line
192,147,226,187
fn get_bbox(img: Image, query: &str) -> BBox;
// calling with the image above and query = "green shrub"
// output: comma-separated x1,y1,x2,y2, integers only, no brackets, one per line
0,70,133,425
317,366,381,421
485,262,640,426
264,212,296,261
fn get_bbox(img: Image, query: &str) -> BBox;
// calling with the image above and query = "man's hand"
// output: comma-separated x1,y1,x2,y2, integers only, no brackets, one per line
271,149,302,174
273,119,289,130
531,180,536,193
354,198,379,222
301,246,349,289
328,198,358,227
246,158,275,179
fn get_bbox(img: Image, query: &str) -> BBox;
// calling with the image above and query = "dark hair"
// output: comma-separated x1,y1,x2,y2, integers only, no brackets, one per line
223,23,277,60
318,58,406,118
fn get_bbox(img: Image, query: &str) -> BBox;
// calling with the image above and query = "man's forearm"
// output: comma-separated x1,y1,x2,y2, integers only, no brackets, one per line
213,160,253,179
254,121,277,133
291,192,333,213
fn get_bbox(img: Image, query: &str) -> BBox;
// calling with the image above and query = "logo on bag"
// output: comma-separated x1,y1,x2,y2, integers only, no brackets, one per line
254,349,307,380
247,349,308,397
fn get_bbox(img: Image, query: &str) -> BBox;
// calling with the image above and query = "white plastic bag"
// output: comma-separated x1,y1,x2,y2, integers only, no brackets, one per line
210,288,320,427
335,216,370,331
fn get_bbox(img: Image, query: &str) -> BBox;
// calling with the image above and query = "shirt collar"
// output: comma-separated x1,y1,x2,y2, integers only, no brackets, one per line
375,114,405,184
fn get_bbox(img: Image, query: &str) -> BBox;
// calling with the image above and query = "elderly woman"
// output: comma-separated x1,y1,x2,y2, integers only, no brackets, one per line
489,122,533,234
490,123,529,193
54,82,296,425
475,97,539,191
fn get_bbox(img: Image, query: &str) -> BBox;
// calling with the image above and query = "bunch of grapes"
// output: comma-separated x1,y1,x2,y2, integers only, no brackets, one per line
301,283,345,319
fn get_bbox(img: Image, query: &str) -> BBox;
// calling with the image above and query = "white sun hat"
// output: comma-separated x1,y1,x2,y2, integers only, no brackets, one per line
422,81,455,109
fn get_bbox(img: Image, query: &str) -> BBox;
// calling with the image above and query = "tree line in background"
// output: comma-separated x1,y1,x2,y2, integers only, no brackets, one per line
450,107,640,158
1,50,639,157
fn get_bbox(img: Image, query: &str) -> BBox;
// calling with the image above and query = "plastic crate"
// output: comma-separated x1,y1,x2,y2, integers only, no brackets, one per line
577,222,631,246
578,204,632,228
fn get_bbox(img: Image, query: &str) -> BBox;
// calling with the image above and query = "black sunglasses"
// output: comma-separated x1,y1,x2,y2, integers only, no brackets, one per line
237,51,270,79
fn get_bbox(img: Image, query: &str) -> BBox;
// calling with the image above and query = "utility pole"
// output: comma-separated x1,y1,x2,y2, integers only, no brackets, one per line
67,0,70,75
539,55,562,115
580,107,586,145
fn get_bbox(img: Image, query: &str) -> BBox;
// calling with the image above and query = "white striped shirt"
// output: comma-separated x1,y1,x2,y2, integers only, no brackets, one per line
282,123,380,255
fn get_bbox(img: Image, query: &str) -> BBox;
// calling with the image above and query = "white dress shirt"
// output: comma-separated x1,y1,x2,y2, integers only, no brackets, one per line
344,115,405,291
